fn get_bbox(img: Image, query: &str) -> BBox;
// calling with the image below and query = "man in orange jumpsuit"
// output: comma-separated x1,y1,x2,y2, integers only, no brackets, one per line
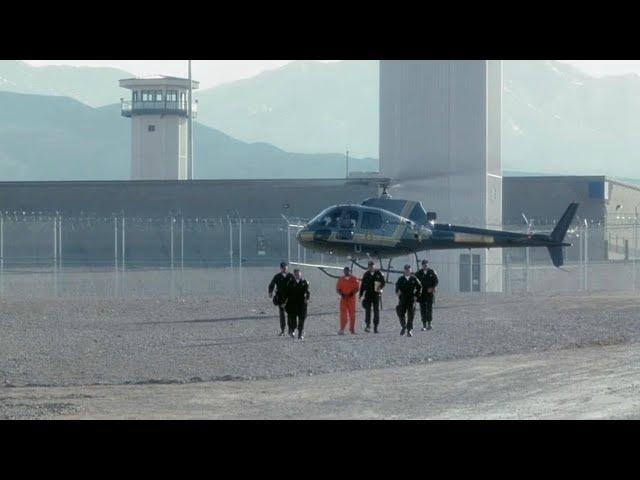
336,266,360,335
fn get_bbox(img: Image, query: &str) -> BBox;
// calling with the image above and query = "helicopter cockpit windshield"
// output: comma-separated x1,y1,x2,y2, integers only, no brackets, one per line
308,206,359,229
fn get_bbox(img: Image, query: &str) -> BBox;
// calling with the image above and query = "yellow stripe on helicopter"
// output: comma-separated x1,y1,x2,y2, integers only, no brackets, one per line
453,233,495,244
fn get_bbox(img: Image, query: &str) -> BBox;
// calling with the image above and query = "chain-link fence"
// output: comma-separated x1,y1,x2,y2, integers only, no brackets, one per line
1,214,640,298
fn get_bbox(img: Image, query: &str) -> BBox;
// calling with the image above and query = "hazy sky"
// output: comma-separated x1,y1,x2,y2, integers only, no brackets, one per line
23,60,640,89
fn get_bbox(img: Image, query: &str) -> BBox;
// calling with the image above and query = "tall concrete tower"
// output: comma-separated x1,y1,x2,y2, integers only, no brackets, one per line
120,76,199,180
379,60,502,293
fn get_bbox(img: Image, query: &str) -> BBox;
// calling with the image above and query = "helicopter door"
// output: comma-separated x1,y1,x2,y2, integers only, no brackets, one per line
335,209,358,240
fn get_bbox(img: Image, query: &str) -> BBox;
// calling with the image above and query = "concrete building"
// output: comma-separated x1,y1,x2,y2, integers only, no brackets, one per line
503,175,640,264
379,60,503,293
120,76,199,181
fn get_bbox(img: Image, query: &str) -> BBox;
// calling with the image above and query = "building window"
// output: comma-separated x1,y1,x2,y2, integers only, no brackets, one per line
155,90,163,102
148,125,156,132
166,90,178,102
141,90,153,102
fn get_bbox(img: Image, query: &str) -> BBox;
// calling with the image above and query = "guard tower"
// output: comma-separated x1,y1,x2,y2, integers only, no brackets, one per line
120,76,199,180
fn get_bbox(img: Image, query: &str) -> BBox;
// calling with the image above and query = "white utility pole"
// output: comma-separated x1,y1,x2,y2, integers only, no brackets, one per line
346,150,349,179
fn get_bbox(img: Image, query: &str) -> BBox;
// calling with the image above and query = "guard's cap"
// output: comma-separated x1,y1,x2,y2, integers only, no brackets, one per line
421,259,429,265
404,264,412,270
280,261,288,268
293,268,301,273
367,260,375,266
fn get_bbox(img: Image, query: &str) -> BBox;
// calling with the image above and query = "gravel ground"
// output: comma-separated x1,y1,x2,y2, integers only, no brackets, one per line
1,267,639,390
4,342,639,419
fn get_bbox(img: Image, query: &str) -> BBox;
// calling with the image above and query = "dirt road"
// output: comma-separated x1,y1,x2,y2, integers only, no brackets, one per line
3,341,639,419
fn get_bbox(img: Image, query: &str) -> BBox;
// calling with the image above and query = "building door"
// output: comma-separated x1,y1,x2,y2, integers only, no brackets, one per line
460,254,481,292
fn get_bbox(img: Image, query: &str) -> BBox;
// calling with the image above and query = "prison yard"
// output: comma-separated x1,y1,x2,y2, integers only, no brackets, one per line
1,266,640,419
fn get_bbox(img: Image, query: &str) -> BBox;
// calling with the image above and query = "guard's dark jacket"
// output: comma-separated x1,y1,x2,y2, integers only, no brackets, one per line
395,275,422,302
416,268,438,300
268,272,294,305
359,270,386,298
284,278,311,313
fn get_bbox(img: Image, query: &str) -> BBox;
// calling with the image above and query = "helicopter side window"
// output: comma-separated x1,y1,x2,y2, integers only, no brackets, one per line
338,209,359,229
326,209,343,228
361,212,382,230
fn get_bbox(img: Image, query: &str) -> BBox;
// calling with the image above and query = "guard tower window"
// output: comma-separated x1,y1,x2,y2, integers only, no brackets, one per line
148,125,156,132
155,91,163,102
141,90,154,102
166,90,178,103
132,91,140,101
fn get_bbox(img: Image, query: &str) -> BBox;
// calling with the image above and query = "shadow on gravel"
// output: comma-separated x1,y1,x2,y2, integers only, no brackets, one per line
135,310,337,326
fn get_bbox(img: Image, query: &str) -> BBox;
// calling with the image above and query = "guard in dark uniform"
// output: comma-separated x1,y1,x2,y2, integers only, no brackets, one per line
285,268,310,340
268,261,294,336
416,259,439,331
395,264,422,337
359,260,386,333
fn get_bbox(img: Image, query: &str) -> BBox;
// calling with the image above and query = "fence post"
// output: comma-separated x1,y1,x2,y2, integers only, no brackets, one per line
53,214,57,268
228,217,233,269
525,247,529,293
287,224,291,264
114,216,118,266
181,217,184,270
170,217,174,269
584,220,589,292
58,215,62,268
239,217,242,269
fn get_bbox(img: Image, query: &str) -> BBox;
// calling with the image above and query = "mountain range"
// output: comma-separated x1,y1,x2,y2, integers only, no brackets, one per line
0,91,376,181
1,60,640,180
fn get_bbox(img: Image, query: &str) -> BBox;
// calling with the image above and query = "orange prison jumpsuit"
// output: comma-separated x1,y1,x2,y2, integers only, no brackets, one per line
336,275,360,333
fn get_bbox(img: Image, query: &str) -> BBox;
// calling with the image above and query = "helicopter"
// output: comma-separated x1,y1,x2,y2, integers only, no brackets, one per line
288,186,579,280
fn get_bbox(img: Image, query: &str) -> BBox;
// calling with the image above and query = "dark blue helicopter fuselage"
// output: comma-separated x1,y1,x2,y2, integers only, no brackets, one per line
296,203,574,262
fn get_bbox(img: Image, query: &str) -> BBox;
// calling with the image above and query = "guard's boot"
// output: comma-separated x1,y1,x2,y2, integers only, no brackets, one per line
400,327,406,336
427,322,432,330
364,325,371,333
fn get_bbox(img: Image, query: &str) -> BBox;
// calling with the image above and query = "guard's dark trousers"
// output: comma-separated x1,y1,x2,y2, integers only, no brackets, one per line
278,305,287,332
287,305,307,334
363,294,381,328
396,299,416,331
419,295,434,326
